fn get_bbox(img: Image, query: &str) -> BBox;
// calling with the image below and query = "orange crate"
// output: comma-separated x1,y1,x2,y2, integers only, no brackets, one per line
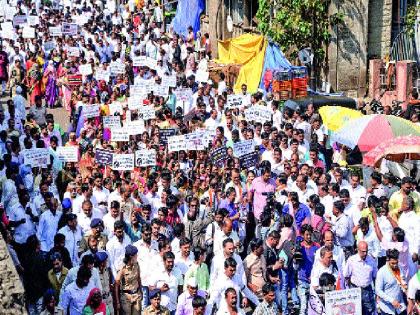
273,80,292,92
292,77,308,89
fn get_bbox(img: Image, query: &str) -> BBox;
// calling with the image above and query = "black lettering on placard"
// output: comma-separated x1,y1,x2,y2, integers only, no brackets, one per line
211,147,228,167
159,128,176,144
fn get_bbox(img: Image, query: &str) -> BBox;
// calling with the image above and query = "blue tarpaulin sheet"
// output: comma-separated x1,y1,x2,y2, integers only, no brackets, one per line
259,42,294,90
171,0,205,39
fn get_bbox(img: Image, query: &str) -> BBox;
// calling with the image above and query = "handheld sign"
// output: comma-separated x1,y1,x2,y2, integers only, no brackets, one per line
159,128,176,145
103,116,121,129
135,149,156,167
111,128,129,142
95,149,113,165
168,135,187,152
22,148,50,168
239,152,259,169
56,146,78,162
112,154,134,170
210,147,228,167
233,140,254,157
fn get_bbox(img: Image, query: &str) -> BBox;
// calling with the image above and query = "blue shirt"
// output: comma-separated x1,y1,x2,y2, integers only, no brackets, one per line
219,199,238,230
297,242,320,283
282,203,311,231
375,264,407,314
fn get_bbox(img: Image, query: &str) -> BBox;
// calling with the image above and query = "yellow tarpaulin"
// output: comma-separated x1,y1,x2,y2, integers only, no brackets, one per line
215,34,267,94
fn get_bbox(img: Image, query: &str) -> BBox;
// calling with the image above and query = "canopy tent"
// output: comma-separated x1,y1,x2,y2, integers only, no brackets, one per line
215,34,268,94
171,0,205,38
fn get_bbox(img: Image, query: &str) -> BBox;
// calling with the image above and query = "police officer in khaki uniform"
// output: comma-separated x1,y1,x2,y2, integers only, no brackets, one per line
143,289,170,315
94,251,114,314
115,244,142,315
79,218,108,255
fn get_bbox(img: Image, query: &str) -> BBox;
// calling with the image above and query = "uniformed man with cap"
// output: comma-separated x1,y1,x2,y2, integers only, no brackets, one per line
94,251,114,314
115,244,142,315
79,218,109,255
143,289,170,315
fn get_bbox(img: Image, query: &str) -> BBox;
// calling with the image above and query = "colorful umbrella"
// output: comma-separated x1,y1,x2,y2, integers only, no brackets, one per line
331,114,420,152
363,136,420,167
319,106,364,132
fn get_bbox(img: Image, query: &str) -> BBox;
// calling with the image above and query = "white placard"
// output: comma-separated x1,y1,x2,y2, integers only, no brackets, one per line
233,139,255,157
28,15,40,26
124,120,145,135
226,95,243,109
103,116,121,129
62,22,78,35
43,41,56,52
112,154,134,170
108,102,123,115
245,105,273,123
130,85,148,98
95,69,110,82
168,135,187,152
5,7,16,21
132,56,147,67
12,15,27,26
83,104,100,119
111,128,129,142
325,288,362,315
127,97,143,110
56,146,78,162
173,88,193,102
1,28,15,39
135,149,156,167
185,132,205,151
67,47,80,57
22,148,50,167
79,64,93,76
22,26,35,39
110,62,125,75
49,26,62,37
138,106,156,120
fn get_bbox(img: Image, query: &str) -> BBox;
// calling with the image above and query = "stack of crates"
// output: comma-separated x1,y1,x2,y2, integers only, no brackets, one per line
291,67,308,98
272,70,292,100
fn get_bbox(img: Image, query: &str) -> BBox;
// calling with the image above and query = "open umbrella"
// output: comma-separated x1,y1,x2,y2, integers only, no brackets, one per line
319,106,364,132
331,114,420,152
363,136,420,167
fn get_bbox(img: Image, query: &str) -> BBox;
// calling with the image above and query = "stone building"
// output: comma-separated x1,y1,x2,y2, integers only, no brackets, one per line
199,0,418,97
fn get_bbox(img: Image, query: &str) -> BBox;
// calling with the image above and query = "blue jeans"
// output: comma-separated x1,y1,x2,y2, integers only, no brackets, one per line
297,280,310,315
361,286,376,315
275,269,299,315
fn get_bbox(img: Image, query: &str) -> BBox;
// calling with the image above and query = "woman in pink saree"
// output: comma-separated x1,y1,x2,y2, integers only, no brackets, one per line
43,60,58,108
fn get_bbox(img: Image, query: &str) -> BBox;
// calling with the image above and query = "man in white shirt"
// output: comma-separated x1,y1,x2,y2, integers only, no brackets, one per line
314,230,346,273
92,174,109,215
60,266,95,315
356,217,381,260
133,224,158,308
331,200,354,259
175,237,194,276
398,196,420,256
77,200,103,234
210,238,246,290
149,251,183,313
348,173,366,208
106,220,131,278
103,200,122,237
310,247,339,289
72,183,98,215
58,213,84,266
206,257,258,315
37,198,62,252
213,219,240,257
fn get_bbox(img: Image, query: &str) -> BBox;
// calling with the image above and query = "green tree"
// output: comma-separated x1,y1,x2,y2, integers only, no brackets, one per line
256,0,343,86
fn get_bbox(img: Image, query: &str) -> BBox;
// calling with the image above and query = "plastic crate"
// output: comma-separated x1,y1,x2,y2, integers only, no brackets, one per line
292,77,308,89
292,67,308,78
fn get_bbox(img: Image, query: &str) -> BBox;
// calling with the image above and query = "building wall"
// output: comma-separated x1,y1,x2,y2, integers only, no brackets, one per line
327,0,370,97
0,233,26,315
368,0,393,58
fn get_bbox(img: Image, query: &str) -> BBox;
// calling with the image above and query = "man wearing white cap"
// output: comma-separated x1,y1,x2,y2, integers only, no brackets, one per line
175,278,207,315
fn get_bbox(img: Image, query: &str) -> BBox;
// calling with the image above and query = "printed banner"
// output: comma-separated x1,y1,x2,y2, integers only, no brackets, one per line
159,128,177,145
103,116,121,129
233,140,255,157
112,154,134,170
111,128,129,142
226,95,243,109
168,135,187,152
83,104,100,119
239,151,259,169
22,148,50,167
325,288,362,315
49,26,62,37
135,149,156,167
137,106,156,120
210,147,228,167
62,22,78,35
56,146,78,162
95,149,113,165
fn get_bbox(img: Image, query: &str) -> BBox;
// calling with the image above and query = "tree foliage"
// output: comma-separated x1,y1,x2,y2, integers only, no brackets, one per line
256,0,343,63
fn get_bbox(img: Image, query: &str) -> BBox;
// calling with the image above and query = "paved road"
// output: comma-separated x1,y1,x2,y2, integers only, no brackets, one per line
2,95,70,131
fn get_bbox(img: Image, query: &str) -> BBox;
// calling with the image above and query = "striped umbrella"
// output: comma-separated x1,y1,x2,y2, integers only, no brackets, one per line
331,114,420,152
363,136,420,167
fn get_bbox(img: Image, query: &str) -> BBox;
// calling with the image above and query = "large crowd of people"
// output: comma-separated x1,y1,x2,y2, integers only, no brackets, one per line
0,0,420,315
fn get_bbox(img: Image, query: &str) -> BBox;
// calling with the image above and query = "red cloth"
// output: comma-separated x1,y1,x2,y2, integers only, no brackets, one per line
85,288,107,315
